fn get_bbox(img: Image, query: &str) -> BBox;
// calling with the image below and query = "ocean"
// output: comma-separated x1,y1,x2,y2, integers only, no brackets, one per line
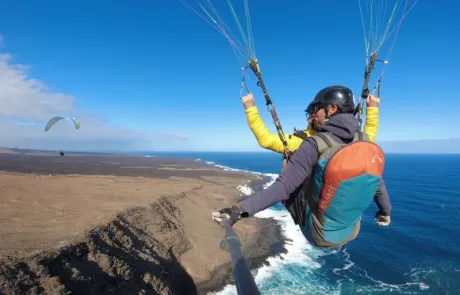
143,152,460,295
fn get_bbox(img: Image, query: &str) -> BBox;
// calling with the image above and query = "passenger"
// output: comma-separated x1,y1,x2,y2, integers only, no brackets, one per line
241,89,380,152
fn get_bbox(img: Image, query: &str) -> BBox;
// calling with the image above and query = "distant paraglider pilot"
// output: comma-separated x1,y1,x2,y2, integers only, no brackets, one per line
43,116,79,158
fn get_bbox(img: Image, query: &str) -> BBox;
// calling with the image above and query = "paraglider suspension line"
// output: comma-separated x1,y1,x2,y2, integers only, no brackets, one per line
240,70,251,99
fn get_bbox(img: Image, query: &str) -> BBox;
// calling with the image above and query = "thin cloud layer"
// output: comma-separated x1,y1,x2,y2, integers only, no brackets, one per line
0,51,188,152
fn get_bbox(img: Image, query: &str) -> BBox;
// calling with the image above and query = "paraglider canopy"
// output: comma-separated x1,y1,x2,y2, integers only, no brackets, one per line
44,116,80,132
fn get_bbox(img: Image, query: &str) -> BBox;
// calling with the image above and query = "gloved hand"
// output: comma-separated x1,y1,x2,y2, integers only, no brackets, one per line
375,211,391,226
212,204,249,227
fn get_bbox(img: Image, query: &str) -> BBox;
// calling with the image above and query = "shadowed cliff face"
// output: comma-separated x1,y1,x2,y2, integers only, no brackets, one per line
0,197,198,295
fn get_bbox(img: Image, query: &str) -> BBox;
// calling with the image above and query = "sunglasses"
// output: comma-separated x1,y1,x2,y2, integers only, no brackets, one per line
305,103,326,117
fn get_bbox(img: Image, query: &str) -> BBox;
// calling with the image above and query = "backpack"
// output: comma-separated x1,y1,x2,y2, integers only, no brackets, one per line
286,130,385,248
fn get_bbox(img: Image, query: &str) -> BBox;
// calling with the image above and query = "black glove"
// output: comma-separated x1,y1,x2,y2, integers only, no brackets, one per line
375,211,391,226
211,204,249,226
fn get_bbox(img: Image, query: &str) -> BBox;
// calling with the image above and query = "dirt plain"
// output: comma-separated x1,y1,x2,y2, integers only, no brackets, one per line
0,151,285,295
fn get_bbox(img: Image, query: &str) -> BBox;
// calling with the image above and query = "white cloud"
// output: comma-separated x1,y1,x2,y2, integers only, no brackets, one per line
0,54,75,122
0,50,188,152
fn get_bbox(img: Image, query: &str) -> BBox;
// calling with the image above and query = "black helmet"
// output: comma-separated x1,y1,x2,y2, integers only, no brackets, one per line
306,85,355,114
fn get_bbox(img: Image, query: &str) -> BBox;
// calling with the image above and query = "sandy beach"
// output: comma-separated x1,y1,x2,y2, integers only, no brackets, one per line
0,150,285,295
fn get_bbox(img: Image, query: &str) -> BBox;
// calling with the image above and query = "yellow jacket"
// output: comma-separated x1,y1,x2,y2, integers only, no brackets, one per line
245,106,379,154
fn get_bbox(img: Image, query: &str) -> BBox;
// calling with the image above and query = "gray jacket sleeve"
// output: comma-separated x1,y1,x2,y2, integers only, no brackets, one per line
240,138,320,216
374,179,392,216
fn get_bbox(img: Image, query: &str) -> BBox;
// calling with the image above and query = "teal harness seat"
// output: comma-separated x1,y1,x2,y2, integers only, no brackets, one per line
285,131,384,248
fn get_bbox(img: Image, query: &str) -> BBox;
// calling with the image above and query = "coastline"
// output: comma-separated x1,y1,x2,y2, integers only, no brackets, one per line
0,151,287,295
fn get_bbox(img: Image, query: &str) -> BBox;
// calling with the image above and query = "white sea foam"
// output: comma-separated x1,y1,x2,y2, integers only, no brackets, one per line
237,183,254,196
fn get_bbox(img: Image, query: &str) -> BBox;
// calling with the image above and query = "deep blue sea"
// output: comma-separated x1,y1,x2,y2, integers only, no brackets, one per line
144,152,460,295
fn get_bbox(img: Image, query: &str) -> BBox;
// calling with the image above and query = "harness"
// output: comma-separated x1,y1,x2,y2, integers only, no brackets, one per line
284,131,367,226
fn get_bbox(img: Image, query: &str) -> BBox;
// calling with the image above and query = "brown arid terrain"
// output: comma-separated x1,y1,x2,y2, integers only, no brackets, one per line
0,150,285,295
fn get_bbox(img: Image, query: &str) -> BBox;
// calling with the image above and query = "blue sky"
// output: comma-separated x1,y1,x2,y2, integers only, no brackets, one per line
0,0,458,152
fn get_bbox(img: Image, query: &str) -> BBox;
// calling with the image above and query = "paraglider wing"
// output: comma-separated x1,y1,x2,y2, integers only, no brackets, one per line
44,116,80,132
